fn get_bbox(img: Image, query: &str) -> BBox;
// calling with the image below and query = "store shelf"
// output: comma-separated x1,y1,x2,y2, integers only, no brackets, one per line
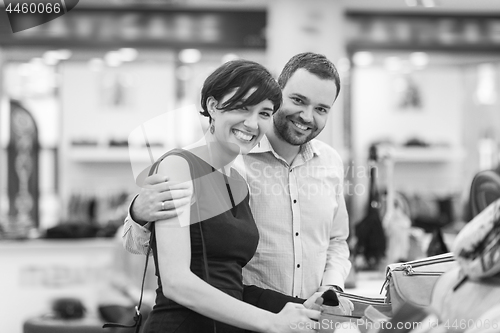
392,147,465,163
70,147,154,163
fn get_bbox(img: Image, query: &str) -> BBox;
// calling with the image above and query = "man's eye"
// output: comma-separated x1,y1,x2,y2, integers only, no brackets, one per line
317,108,327,114
291,97,303,104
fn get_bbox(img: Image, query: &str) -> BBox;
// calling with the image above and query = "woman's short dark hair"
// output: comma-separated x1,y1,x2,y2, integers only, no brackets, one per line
200,60,282,121
278,52,341,100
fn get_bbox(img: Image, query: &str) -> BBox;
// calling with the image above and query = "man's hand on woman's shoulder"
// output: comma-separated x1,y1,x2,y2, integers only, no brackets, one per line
131,174,193,225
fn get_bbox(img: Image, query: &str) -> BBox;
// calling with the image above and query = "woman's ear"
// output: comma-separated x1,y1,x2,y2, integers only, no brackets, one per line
206,96,218,119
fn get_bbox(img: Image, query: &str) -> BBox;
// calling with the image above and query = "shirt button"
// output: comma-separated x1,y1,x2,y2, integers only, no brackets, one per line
297,264,301,268
293,200,297,204
295,232,299,236
295,296,298,298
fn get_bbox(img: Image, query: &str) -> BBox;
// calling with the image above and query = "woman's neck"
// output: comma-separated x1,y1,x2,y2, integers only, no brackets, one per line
185,133,237,174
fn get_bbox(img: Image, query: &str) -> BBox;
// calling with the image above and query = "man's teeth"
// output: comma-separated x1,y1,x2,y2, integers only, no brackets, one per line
292,121,309,131
233,130,254,142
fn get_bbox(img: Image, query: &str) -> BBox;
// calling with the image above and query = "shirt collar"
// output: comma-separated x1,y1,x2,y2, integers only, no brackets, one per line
249,135,273,154
250,135,321,161
299,140,321,161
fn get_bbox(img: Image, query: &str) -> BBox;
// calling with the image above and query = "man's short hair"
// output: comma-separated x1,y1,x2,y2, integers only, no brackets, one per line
278,52,341,100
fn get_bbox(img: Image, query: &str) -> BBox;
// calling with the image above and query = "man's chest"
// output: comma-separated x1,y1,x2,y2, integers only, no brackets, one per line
242,155,342,232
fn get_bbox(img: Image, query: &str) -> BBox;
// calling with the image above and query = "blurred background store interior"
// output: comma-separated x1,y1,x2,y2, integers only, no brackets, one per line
1,0,500,332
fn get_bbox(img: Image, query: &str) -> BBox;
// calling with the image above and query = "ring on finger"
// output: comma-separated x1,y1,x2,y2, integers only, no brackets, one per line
161,201,165,210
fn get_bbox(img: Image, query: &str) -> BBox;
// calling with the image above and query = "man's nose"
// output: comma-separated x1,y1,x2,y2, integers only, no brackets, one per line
299,106,314,123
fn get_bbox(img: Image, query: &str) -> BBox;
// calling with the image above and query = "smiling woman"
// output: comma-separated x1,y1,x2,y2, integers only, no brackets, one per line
137,59,320,333
198,60,282,157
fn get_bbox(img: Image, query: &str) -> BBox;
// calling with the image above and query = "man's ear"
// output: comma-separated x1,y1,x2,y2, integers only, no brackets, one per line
206,96,218,119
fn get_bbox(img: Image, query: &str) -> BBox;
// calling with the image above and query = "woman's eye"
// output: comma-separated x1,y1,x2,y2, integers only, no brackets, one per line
260,112,272,118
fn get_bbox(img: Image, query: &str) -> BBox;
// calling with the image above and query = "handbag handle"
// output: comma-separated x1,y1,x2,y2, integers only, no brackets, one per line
102,228,155,333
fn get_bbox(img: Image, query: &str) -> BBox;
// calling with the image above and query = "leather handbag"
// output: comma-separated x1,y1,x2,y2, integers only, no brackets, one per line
383,253,458,312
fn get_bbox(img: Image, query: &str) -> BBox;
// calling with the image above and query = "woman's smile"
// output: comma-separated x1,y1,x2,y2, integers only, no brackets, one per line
232,128,256,143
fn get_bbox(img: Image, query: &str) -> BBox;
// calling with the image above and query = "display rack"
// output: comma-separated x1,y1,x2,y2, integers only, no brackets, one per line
391,147,465,163
69,147,152,163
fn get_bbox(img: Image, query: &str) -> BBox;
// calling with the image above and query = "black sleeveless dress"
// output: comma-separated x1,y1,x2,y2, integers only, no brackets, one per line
142,149,260,333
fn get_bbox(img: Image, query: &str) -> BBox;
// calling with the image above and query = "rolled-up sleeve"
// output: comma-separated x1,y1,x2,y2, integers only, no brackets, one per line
122,195,152,255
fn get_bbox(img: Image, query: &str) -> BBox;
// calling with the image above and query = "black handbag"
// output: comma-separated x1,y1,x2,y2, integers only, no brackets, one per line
355,145,387,269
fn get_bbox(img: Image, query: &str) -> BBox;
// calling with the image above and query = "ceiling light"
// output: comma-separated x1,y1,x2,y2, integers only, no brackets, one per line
405,0,417,7
337,57,351,74
352,52,373,67
221,53,239,63
179,49,201,64
43,51,60,66
57,49,72,60
410,52,429,68
105,51,122,67
119,48,138,62
421,0,435,7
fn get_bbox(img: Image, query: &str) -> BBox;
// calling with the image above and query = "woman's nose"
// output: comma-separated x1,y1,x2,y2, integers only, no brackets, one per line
243,114,259,129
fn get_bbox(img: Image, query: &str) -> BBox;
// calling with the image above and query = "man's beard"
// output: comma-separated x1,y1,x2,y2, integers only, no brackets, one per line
273,113,317,146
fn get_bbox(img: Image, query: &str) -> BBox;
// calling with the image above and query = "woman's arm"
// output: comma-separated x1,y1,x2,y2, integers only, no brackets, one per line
155,156,318,333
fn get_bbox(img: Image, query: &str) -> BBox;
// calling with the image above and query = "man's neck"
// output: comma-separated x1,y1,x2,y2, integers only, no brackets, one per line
266,129,301,166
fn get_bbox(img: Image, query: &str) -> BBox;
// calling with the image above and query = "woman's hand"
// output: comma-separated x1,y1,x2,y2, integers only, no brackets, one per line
303,291,323,311
271,302,320,333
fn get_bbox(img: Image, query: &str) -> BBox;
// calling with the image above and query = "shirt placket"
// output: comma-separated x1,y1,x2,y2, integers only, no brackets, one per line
288,164,303,298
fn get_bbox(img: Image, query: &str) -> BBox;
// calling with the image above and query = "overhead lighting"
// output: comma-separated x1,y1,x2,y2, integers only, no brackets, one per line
43,51,60,66
352,52,373,67
105,51,122,67
179,49,201,64
421,0,436,7
475,63,497,105
337,57,351,74
410,52,429,68
221,53,239,63
406,0,437,7
119,48,138,62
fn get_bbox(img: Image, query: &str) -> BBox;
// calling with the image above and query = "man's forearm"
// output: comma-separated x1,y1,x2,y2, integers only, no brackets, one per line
130,195,150,226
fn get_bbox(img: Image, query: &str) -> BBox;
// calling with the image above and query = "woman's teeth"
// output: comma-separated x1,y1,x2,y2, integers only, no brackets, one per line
233,129,254,142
